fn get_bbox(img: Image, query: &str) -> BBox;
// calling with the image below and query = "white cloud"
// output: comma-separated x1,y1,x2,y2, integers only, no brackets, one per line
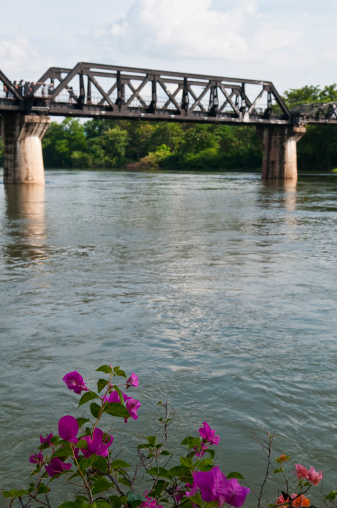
94,0,260,62
0,35,43,80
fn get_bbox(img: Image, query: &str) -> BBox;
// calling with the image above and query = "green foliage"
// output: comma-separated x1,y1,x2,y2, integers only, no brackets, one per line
41,117,262,171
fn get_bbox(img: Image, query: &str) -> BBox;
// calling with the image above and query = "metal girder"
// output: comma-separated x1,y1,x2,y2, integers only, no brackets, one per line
291,101,337,124
9,62,337,126
0,70,24,101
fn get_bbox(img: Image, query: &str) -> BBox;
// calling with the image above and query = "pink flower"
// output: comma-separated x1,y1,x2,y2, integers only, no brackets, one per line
62,371,89,395
295,464,323,486
58,415,79,443
139,492,163,508
126,372,139,389
224,478,251,508
29,452,44,465
307,466,323,486
40,433,53,446
185,483,199,498
198,422,220,445
125,396,141,421
194,441,209,457
45,457,71,477
193,466,250,508
276,494,289,506
82,428,113,458
104,390,141,421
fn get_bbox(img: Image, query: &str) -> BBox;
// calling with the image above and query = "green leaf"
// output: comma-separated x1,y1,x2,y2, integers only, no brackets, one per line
227,472,245,480
127,491,147,508
37,484,51,494
147,435,157,446
109,495,123,508
97,379,109,393
146,467,169,477
78,455,98,470
196,458,213,470
51,446,73,458
116,369,126,378
149,480,167,498
76,439,89,450
181,437,201,449
325,491,337,501
3,489,28,498
188,493,203,507
90,402,101,419
96,503,112,508
104,402,130,419
77,418,91,427
118,476,131,487
112,385,126,406
166,465,193,480
39,441,52,450
180,456,194,468
92,455,108,472
110,460,131,469
79,391,99,407
91,478,113,495
160,450,171,456
273,468,284,475
96,365,113,374
204,449,215,460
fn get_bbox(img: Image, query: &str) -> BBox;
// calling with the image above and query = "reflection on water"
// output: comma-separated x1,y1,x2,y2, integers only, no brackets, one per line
1,171,337,505
4,184,49,262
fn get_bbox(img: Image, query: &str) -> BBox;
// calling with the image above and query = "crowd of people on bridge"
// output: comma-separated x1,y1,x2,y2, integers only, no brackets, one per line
2,81,78,102
3,80,54,98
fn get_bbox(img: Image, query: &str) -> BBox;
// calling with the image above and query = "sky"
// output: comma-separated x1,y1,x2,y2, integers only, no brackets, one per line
1,0,337,94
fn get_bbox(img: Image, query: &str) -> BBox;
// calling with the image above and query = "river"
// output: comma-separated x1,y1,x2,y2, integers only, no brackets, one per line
1,170,337,505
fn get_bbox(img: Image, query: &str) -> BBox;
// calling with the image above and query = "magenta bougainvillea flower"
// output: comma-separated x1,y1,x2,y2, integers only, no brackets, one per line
126,372,139,389
139,491,163,508
58,415,79,443
29,452,44,465
193,466,250,508
224,478,251,508
104,390,141,421
82,428,113,458
194,441,209,457
295,464,323,486
62,371,89,394
45,457,71,477
198,422,220,445
125,396,141,421
185,482,199,498
40,433,53,446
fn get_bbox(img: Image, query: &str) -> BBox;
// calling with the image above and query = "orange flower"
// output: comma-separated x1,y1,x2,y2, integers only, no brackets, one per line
291,494,310,507
280,454,289,462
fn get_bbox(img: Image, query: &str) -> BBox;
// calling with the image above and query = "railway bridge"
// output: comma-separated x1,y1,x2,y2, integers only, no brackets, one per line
1,62,337,183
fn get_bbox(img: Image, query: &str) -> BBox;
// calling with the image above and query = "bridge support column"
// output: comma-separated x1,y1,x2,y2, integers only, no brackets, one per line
1,114,50,184
258,125,306,179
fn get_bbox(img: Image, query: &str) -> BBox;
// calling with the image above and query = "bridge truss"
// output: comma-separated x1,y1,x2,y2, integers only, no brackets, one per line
0,62,292,126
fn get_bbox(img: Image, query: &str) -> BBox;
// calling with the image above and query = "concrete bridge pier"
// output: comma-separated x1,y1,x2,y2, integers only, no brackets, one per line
0,114,50,184
258,125,306,179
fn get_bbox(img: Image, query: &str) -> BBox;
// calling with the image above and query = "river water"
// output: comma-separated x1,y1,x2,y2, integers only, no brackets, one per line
1,170,337,505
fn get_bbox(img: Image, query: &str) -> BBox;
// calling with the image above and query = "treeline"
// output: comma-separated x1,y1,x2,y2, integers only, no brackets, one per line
41,119,262,171
1,84,337,171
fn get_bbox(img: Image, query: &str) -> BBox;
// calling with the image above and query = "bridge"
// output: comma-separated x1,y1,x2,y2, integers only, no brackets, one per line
1,62,337,183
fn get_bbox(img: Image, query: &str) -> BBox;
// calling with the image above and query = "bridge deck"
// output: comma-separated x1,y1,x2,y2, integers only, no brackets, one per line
1,62,337,125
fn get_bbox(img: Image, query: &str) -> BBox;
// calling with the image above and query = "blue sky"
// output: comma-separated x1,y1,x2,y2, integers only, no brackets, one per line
1,0,337,94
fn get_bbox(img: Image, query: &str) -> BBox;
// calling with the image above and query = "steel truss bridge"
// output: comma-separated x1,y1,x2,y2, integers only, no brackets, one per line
1,62,336,126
